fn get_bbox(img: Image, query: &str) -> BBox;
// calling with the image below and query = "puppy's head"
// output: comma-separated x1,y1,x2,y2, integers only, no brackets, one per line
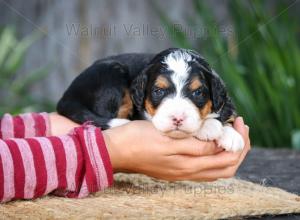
131,48,230,138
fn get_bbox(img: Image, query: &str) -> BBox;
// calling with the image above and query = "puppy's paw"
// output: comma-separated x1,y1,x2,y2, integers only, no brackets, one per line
196,118,223,141
108,118,130,128
217,126,244,152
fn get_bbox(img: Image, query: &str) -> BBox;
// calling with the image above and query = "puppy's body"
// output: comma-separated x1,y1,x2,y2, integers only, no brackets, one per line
57,53,154,129
57,48,244,151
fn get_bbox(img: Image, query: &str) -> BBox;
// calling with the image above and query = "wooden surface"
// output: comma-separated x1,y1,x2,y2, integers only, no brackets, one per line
237,148,300,219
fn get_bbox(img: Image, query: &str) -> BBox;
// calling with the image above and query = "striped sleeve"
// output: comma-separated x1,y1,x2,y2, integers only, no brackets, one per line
0,125,114,203
0,112,50,139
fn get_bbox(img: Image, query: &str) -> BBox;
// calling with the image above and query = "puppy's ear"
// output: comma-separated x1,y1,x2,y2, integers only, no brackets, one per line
190,51,227,112
208,70,237,123
209,72,227,112
130,70,148,111
187,49,237,122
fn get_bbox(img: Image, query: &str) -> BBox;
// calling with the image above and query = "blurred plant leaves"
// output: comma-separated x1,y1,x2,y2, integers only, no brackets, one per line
0,27,54,115
0,28,17,67
4,30,41,76
10,64,51,94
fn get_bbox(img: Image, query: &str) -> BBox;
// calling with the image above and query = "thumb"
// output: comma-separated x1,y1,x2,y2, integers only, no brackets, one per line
233,116,251,152
233,117,247,140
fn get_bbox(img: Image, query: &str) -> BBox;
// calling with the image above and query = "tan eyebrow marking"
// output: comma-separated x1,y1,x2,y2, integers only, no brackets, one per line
199,100,212,118
155,75,170,89
189,77,202,90
145,98,156,116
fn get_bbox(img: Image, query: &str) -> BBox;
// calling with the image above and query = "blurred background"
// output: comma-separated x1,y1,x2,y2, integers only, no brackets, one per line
0,0,299,149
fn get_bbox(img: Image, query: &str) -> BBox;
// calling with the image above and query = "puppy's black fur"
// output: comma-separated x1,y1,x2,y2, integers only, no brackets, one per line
57,48,236,129
57,53,154,129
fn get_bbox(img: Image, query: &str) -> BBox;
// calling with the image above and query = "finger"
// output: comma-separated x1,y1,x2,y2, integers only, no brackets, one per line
233,117,248,140
198,150,242,170
245,125,251,150
167,138,223,156
238,121,250,151
233,117,250,156
233,118,251,151
178,148,249,181
168,149,241,174
182,165,237,181
236,135,251,167
238,122,250,154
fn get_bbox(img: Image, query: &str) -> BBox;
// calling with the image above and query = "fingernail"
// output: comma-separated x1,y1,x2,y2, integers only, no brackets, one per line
239,117,244,124
236,116,243,124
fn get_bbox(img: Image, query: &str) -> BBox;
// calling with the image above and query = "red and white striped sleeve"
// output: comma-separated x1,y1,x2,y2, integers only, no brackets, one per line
0,112,50,139
0,124,114,203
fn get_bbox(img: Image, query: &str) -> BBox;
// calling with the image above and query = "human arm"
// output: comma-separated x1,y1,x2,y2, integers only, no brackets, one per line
0,123,113,203
0,112,80,139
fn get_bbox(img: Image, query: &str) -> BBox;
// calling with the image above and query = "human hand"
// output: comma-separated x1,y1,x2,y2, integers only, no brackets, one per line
174,117,250,181
103,117,250,181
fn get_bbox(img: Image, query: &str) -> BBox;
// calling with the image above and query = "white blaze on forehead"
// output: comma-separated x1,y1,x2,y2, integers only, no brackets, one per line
163,50,192,74
163,51,193,96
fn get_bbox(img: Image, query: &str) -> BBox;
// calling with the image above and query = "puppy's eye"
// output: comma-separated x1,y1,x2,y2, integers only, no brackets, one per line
192,89,202,98
152,88,165,98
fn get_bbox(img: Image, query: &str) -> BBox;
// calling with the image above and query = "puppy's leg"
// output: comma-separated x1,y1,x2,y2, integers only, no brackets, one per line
195,119,244,152
196,118,223,141
217,125,244,152
107,88,133,128
57,99,112,129
108,118,131,128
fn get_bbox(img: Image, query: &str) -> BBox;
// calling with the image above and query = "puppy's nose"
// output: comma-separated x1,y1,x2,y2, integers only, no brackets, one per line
172,116,184,126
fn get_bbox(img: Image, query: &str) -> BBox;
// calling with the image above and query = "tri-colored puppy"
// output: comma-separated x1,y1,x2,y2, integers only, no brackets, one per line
57,48,244,152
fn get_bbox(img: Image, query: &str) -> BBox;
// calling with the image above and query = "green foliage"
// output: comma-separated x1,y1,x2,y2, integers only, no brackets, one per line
158,1,300,148
0,27,54,115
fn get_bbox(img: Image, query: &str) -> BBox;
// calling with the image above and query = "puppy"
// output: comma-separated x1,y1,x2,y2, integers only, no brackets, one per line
57,48,244,152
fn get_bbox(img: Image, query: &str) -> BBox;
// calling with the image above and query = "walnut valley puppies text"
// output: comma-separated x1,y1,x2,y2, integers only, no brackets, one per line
65,23,234,40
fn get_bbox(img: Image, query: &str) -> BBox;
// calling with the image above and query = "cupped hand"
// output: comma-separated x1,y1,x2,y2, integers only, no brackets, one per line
175,117,251,181
103,117,250,181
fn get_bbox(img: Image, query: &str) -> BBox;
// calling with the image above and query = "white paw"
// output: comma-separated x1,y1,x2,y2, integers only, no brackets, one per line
217,126,244,152
196,118,223,141
108,118,130,128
